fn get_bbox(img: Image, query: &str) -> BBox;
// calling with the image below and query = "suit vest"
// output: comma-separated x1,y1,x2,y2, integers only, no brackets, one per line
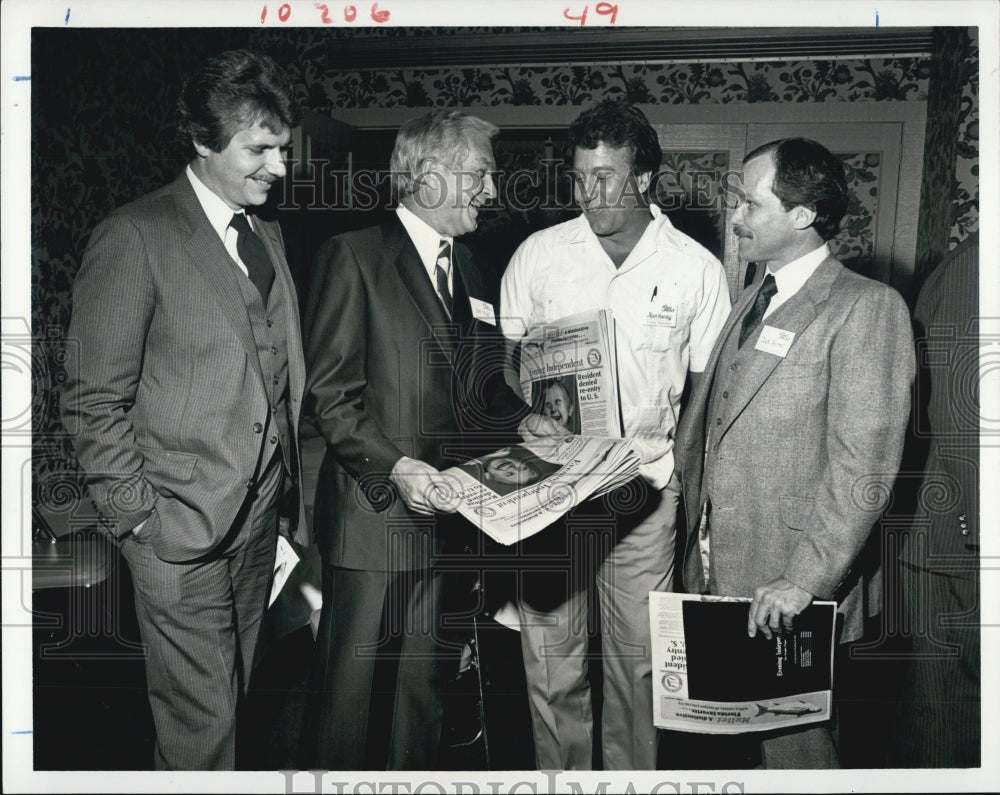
702,295,797,509
236,267,293,480
703,317,753,507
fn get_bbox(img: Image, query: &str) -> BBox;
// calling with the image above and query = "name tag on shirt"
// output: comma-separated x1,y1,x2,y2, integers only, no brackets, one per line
646,304,677,328
470,297,496,326
755,325,796,357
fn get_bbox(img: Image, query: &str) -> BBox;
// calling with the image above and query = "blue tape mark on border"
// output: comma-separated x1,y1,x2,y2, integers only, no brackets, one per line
875,9,879,28
13,76,31,82
11,730,33,735
65,7,71,24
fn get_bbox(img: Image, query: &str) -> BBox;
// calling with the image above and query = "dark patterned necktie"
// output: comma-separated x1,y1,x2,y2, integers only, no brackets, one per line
435,238,453,318
738,273,778,348
229,213,274,304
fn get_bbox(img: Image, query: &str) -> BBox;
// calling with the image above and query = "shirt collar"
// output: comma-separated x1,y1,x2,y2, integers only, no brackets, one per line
765,243,830,297
186,164,249,241
565,204,662,264
396,204,452,278
628,204,665,263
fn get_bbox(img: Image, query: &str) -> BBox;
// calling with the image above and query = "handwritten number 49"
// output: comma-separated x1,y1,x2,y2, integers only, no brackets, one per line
260,3,391,24
564,3,618,25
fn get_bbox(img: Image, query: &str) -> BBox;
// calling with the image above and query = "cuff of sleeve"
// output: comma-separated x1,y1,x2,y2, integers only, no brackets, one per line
782,567,832,602
358,471,399,512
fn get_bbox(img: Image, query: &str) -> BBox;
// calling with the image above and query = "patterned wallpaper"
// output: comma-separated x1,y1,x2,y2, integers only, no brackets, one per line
953,33,980,242
308,52,977,247
27,28,979,513
318,58,930,108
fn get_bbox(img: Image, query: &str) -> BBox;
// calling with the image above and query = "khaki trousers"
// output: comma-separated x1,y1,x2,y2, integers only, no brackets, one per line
517,477,679,770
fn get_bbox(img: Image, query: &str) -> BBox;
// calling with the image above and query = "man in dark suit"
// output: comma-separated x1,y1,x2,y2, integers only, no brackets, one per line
888,233,980,767
61,50,304,770
301,110,558,769
675,138,915,767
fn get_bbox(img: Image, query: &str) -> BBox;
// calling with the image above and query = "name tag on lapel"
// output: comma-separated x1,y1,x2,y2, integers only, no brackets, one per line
755,325,795,357
469,297,496,326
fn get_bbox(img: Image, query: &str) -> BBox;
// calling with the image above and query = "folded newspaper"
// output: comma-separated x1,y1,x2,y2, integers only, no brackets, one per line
441,435,639,545
517,309,623,438
649,592,837,734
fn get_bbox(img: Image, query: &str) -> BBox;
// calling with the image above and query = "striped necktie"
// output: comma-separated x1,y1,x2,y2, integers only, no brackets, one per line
435,238,453,318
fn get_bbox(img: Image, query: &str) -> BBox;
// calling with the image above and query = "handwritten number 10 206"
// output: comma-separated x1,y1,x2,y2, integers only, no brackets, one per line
260,3,392,24
563,3,618,25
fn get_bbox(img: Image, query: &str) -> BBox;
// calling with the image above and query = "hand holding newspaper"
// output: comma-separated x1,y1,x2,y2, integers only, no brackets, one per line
437,309,639,544
440,435,639,546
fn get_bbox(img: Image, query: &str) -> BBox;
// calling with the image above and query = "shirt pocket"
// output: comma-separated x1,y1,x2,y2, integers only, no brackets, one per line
640,320,675,352
539,275,588,323
639,300,685,352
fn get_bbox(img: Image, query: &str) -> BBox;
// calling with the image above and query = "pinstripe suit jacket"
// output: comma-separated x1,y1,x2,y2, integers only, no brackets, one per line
675,256,915,642
62,174,306,563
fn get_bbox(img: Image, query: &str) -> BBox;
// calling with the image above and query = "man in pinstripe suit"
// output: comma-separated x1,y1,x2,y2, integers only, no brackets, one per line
61,50,304,770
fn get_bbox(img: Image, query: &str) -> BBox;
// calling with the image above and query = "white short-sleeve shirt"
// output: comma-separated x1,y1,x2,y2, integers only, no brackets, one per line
500,205,731,488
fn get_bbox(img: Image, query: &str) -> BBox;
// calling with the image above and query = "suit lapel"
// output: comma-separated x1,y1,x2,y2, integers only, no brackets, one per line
171,177,261,374
720,257,842,439
387,219,457,362
451,243,474,330
675,278,754,476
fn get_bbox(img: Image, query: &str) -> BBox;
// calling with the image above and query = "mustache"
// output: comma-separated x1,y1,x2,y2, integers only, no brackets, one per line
733,225,753,238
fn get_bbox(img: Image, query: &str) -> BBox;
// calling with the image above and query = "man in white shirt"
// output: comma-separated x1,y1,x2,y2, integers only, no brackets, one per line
62,50,304,769
499,100,731,770
674,138,914,767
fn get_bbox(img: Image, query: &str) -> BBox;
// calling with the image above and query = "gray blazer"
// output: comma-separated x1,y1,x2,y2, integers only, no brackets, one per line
62,175,306,563
675,256,915,642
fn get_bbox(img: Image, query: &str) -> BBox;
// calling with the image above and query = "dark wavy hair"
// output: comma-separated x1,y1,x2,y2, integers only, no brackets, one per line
568,100,662,177
176,49,298,154
744,138,849,241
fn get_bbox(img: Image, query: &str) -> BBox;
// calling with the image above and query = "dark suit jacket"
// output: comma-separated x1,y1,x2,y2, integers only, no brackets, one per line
302,216,530,571
62,174,306,563
901,233,979,577
675,256,915,642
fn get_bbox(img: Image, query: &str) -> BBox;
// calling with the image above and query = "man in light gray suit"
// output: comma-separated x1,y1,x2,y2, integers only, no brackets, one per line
61,50,304,770
675,138,915,768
